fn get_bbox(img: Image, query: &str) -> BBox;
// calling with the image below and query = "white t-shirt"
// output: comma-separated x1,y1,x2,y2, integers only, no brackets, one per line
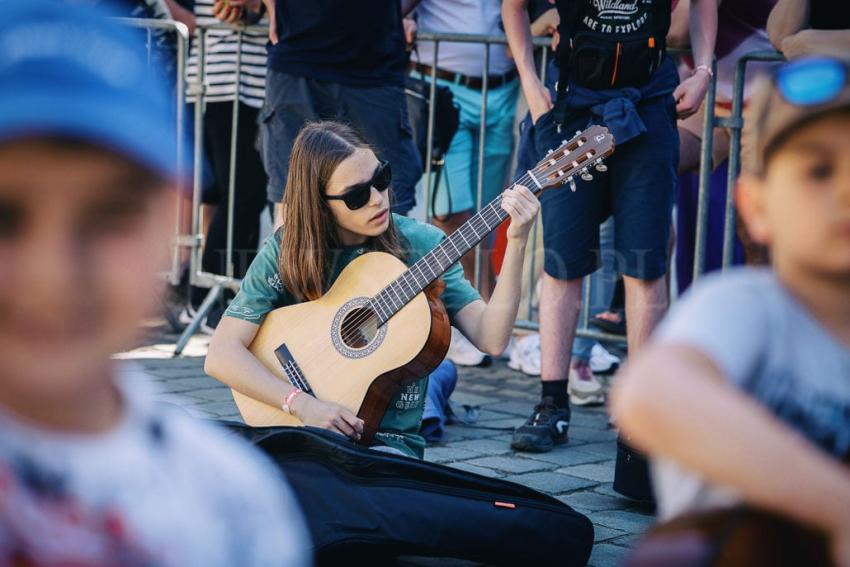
412,0,514,77
0,366,310,566
652,268,850,521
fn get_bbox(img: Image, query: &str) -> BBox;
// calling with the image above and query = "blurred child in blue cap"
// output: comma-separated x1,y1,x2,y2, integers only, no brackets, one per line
0,1,308,564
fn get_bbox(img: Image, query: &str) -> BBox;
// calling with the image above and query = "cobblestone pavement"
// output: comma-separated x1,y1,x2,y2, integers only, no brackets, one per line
121,326,652,566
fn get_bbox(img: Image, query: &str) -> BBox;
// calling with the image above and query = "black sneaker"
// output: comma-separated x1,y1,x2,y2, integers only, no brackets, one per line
510,397,571,453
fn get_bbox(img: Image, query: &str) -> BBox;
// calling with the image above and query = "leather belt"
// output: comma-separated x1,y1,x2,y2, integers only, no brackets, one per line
410,62,517,90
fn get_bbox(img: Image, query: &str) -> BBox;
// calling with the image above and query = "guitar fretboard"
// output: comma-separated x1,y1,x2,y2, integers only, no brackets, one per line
370,171,541,325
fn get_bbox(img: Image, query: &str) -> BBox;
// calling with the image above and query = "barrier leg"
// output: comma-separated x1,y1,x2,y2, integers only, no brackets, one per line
174,284,223,356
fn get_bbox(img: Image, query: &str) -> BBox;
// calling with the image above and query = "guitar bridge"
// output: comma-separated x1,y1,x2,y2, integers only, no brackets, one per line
274,344,314,396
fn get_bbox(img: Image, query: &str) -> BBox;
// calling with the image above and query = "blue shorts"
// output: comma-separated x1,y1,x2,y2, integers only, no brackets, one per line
516,96,678,281
421,76,518,217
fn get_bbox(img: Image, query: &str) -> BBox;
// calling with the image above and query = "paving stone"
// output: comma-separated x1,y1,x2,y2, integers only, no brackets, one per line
448,462,505,479
522,448,608,468
449,392,501,407
470,418,522,429
153,393,206,406
503,472,596,494
571,441,617,459
195,401,240,416
189,388,236,402
589,510,655,534
446,438,514,455
607,534,640,548
568,426,617,444
590,524,627,543
558,463,616,483
588,542,631,567
557,490,633,512
464,456,552,474
479,400,535,416
440,426,504,442
424,446,483,464
183,406,218,419
150,376,221,393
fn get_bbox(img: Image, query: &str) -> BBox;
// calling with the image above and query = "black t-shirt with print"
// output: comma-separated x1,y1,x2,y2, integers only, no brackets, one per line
555,0,672,90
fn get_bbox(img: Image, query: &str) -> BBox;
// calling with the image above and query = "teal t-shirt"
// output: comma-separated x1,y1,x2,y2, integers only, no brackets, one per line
224,214,481,458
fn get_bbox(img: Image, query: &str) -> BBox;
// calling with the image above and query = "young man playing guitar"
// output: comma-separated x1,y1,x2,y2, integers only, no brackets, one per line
206,121,540,458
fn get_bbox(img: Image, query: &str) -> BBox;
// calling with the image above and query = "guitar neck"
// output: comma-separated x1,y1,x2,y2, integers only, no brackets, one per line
371,171,543,324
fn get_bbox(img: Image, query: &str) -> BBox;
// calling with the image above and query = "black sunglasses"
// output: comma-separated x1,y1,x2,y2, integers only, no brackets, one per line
323,160,392,210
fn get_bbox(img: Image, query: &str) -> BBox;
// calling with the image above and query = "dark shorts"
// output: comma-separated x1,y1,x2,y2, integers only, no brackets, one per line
258,70,422,214
516,95,678,281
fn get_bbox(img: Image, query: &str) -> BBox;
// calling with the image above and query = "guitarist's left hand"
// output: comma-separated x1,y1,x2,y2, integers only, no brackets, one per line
502,184,540,242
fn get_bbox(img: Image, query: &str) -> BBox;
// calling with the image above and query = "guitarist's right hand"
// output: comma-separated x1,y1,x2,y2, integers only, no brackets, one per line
291,395,364,441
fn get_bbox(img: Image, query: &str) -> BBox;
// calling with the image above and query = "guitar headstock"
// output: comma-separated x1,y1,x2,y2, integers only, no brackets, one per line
529,125,615,192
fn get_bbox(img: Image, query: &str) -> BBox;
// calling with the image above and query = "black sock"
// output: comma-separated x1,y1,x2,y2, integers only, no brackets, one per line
541,380,569,408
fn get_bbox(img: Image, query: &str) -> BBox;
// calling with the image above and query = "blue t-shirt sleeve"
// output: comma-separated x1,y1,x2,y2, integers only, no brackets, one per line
224,233,289,324
653,271,769,388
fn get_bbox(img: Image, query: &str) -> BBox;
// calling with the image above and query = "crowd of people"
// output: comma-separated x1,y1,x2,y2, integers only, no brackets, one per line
0,0,848,564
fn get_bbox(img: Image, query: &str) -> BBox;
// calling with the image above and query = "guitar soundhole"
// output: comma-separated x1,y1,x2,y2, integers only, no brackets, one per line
339,307,379,349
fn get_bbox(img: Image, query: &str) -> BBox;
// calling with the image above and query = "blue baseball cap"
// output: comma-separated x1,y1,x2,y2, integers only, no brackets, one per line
0,0,180,179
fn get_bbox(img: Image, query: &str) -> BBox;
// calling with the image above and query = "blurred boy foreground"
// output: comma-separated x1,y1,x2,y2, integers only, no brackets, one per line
613,56,850,565
0,1,308,564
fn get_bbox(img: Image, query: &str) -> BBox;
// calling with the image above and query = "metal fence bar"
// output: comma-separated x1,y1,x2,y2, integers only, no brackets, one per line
691,57,719,282
423,40,439,224
473,43,491,290
722,50,785,267
225,31,245,279
114,18,191,286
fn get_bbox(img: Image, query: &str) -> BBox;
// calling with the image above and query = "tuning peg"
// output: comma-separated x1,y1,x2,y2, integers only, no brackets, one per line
568,177,577,192
580,169,593,181
546,148,554,156
594,159,607,172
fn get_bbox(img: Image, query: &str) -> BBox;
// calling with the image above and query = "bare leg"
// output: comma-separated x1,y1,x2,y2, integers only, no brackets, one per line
622,275,668,353
539,273,584,382
677,128,702,175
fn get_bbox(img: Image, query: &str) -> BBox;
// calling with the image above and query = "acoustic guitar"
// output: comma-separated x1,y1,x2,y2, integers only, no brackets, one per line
234,125,615,445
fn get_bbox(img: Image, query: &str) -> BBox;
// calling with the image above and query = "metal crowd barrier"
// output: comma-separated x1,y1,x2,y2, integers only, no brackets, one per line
115,17,190,289
119,17,742,351
720,50,785,268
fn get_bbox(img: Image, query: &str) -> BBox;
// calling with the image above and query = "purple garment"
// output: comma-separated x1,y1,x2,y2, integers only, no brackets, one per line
675,160,745,294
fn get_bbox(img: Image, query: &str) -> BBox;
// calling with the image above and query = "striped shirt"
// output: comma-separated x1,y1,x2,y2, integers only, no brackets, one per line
186,0,268,108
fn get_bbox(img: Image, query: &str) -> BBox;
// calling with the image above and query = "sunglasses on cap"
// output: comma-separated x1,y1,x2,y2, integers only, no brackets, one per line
323,160,392,210
773,57,848,106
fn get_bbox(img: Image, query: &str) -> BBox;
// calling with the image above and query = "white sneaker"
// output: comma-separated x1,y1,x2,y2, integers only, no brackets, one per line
590,343,621,375
447,327,488,366
508,333,541,376
568,362,606,406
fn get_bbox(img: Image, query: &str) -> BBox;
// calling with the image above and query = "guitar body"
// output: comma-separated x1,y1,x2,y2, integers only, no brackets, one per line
233,251,451,445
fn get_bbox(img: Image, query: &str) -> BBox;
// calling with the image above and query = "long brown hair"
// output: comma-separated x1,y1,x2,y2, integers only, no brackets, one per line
279,121,407,302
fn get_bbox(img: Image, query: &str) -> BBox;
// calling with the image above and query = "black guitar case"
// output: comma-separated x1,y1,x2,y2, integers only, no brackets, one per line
222,423,594,566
